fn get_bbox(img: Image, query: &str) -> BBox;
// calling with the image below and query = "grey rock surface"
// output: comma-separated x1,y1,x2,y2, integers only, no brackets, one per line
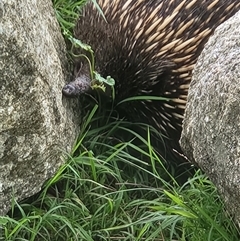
180,11,240,228
0,0,81,215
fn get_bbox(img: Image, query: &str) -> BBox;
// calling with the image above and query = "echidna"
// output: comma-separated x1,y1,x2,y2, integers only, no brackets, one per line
62,0,240,166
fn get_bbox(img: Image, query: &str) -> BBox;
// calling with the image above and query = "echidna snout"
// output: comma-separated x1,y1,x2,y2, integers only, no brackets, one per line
62,75,91,97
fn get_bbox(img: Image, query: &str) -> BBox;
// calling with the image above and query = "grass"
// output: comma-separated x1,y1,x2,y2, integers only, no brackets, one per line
1,106,239,240
0,0,239,240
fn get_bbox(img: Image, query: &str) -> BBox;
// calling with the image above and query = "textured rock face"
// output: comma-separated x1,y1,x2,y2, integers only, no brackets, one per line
0,0,81,215
180,11,240,228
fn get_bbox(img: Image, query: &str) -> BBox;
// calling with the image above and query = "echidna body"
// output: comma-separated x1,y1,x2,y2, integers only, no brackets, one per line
63,0,240,165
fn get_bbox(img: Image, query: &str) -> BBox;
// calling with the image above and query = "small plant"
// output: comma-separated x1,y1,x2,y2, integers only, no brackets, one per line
70,37,115,93
54,0,115,95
